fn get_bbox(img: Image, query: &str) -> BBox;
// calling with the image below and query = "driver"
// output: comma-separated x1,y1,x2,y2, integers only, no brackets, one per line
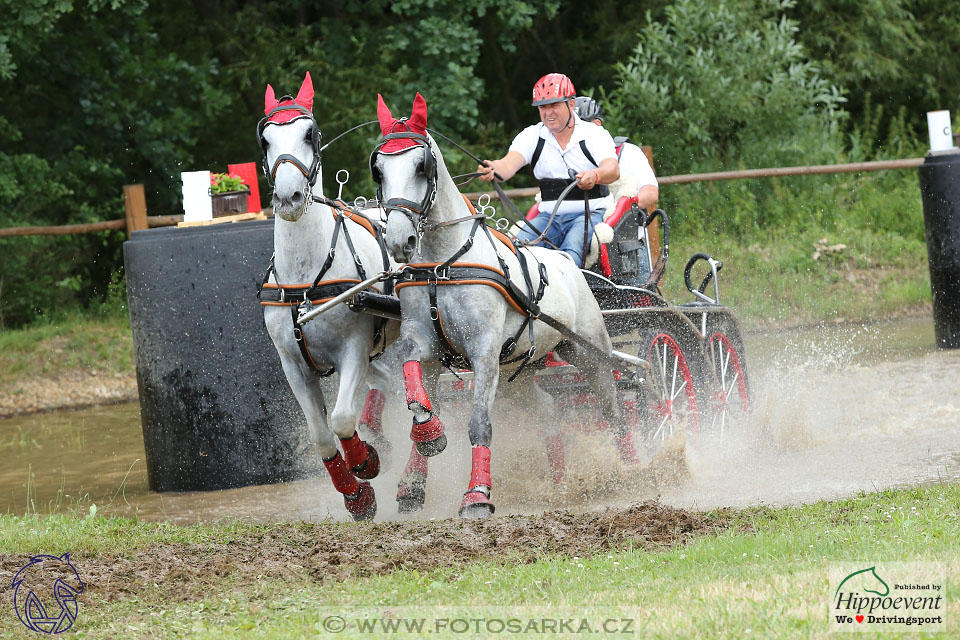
477,73,619,267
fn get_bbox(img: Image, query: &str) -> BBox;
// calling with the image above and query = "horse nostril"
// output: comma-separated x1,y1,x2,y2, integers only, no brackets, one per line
403,236,416,258
292,191,303,205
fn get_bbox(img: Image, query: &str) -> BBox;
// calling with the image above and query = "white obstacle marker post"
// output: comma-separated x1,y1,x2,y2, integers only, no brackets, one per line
181,170,213,222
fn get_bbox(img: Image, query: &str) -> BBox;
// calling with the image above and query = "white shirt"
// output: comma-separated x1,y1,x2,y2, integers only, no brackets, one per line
617,142,658,190
509,115,616,215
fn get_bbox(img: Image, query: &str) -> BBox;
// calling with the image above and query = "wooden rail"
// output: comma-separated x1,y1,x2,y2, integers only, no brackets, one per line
0,157,929,238
462,157,927,201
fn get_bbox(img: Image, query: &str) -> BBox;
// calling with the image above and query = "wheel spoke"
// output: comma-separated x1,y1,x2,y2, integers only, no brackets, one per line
670,355,679,401
723,371,739,404
670,379,688,403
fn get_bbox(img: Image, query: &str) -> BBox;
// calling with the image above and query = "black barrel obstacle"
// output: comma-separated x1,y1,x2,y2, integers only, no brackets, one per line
918,151,960,349
123,220,320,492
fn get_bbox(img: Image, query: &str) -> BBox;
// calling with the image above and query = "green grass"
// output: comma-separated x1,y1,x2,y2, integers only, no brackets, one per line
2,483,956,638
0,311,134,386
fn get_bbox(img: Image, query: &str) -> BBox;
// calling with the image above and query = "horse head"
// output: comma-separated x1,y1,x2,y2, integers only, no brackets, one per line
258,72,322,221
370,93,440,263
12,553,85,634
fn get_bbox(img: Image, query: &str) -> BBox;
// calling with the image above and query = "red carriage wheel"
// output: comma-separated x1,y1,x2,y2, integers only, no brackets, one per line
704,323,750,438
636,328,703,453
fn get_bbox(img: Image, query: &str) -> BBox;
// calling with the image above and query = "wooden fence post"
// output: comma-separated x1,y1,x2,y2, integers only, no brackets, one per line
123,184,148,237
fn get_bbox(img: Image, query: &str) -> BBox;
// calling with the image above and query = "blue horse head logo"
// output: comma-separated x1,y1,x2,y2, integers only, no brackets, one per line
12,553,84,634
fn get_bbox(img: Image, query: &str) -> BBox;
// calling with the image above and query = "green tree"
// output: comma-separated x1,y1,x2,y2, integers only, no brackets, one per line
605,0,846,175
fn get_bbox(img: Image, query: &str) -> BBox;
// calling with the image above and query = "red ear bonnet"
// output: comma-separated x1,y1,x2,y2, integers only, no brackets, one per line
264,71,314,124
377,92,428,154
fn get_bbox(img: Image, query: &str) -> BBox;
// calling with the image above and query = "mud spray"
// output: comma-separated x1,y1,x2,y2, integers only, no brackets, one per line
7,318,956,524
376,317,960,520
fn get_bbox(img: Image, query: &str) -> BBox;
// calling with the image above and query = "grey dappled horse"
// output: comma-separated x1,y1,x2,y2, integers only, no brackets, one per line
371,93,640,518
259,72,405,521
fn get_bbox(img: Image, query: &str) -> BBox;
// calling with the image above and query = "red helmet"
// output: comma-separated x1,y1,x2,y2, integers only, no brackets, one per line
531,73,576,107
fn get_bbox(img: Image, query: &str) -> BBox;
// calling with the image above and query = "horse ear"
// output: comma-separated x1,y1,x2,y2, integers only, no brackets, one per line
377,94,395,135
265,84,279,115
409,92,427,132
296,71,314,112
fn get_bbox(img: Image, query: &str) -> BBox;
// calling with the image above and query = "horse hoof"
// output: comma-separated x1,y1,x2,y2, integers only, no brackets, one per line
397,497,424,514
397,473,426,513
344,482,377,521
351,442,380,480
458,490,495,519
415,434,447,457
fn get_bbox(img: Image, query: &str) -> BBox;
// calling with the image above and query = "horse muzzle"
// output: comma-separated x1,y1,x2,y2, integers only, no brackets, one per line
387,234,416,263
273,194,307,221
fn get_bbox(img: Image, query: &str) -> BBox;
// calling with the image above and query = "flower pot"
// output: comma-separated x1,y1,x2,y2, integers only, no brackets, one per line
210,189,250,217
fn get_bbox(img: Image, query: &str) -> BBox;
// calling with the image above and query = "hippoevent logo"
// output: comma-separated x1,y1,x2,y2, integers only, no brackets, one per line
11,553,84,634
830,562,944,633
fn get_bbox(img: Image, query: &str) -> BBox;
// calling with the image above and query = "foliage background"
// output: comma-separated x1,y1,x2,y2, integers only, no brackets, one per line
0,0,952,327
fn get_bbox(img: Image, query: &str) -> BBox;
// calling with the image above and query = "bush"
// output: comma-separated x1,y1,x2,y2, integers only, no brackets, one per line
605,0,846,176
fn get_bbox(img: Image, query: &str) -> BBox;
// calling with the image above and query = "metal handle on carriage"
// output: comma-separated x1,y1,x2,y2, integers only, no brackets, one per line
296,271,396,326
683,253,723,304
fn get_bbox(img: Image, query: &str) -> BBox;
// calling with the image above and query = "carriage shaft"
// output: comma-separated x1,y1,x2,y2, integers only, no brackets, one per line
296,272,391,326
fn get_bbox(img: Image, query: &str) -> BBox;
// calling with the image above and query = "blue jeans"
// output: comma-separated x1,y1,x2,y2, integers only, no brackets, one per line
516,208,605,267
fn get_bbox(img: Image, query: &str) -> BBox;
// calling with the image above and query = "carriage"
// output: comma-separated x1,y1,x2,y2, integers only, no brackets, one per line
258,75,751,521
434,196,752,454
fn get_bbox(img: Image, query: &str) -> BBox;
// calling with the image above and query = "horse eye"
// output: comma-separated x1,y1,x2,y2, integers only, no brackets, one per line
416,159,426,174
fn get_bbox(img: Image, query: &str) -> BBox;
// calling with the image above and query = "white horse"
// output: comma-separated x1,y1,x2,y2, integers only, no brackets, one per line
259,72,406,521
371,93,640,518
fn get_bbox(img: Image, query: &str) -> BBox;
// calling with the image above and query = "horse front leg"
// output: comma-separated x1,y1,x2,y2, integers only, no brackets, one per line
327,345,378,521
395,332,447,457
459,346,500,518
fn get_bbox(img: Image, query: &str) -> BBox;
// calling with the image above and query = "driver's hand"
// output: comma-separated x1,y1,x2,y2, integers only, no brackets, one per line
576,169,599,190
477,162,496,182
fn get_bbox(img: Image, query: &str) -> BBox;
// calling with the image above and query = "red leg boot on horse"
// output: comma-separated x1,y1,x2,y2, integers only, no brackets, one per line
396,443,430,513
357,388,392,460
339,431,381,480
460,445,495,518
323,452,376,521
403,360,447,456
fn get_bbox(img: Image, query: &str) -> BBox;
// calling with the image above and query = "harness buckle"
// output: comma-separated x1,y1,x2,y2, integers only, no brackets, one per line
430,305,440,321
293,327,303,341
433,264,450,281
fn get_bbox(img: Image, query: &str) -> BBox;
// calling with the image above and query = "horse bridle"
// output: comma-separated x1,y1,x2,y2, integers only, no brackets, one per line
369,123,438,235
256,101,322,187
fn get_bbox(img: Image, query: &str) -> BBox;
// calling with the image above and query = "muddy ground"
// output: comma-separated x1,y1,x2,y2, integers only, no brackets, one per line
0,502,733,603
0,369,137,418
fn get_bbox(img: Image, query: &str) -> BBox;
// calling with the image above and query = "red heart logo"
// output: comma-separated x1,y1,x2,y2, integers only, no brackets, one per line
856,615,864,623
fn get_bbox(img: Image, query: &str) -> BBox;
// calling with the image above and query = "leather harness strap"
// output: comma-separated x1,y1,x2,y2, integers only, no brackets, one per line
258,210,392,376
394,217,547,377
